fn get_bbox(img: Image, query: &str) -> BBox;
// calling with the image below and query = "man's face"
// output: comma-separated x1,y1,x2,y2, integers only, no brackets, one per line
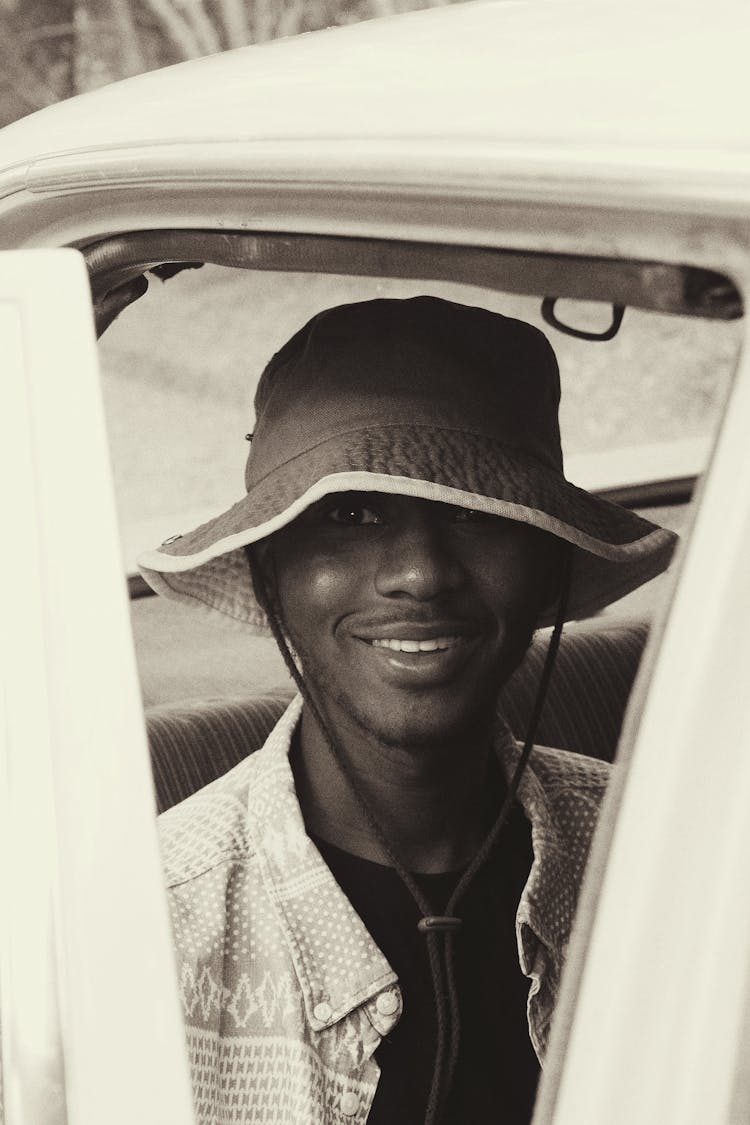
257,492,559,749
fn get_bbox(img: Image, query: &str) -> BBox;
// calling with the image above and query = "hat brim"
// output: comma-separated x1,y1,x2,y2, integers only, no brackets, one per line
138,427,677,633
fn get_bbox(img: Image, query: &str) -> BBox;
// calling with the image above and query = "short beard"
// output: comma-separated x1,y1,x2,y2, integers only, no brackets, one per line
290,616,537,754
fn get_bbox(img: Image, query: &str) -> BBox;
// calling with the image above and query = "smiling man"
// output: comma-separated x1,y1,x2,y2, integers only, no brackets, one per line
258,491,557,775
141,297,676,1125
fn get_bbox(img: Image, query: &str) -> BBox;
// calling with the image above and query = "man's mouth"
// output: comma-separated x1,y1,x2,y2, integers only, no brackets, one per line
369,636,464,653
346,620,486,687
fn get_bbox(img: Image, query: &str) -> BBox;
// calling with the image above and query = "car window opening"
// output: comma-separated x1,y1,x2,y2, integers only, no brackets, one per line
95,251,743,729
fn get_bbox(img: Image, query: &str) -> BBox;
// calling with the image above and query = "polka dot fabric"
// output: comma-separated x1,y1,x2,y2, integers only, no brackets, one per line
511,739,610,1058
158,698,609,1122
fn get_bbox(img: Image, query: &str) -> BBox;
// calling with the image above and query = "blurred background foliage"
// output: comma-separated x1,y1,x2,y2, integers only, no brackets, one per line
0,0,457,125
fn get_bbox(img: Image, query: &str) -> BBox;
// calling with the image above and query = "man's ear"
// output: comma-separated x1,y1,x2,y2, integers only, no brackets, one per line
538,534,568,613
250,538,272,573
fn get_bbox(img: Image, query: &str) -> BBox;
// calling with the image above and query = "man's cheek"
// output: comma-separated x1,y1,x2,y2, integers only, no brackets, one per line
308,566,345,604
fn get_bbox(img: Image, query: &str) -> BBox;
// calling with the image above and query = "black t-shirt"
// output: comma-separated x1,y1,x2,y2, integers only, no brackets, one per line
313,798,539,1125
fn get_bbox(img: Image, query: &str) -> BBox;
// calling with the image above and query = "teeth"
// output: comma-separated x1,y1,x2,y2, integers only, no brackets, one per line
371,637,461,652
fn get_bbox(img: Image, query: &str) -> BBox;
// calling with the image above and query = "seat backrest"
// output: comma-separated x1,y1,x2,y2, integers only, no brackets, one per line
147,617,648,813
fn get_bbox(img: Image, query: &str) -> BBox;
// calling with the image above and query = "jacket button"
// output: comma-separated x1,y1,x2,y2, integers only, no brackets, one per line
341,1092,359,1116
313,1001,332,1022
375,991,399,1016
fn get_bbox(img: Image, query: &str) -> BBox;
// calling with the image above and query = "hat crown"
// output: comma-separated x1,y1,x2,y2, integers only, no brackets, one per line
246,296,563,491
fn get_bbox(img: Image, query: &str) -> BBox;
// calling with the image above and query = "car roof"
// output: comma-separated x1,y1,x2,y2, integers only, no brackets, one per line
2,0,750,176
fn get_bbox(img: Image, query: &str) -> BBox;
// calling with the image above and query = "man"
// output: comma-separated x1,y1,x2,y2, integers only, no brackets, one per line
140,296,676,1124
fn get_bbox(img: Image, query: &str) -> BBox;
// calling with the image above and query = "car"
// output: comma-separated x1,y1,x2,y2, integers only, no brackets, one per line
1,1,750,1121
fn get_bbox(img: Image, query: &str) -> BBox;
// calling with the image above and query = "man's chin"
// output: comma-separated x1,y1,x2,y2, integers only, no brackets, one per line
300,629,535,750
339,681,502,752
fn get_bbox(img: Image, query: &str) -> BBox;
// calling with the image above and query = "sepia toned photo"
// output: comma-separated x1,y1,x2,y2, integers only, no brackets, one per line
1,2,748,1123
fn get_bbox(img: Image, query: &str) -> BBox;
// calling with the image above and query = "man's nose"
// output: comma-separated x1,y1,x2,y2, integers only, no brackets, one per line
374,519,464,600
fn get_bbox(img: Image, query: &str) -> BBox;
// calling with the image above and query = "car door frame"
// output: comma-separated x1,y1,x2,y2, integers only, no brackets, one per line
0,248,194,1125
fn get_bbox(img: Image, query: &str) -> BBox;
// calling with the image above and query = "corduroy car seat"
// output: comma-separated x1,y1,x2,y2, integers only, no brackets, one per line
147,617,648,814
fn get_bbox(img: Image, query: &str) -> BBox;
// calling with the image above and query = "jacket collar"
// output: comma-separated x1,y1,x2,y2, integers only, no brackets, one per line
501,727,610,1056
244,696,399,1035
244,696,603,1053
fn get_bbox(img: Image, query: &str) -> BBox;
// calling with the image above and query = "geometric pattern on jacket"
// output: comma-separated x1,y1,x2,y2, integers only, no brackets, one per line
158,696,610,1124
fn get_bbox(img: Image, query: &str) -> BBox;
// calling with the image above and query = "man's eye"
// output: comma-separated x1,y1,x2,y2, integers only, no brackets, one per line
451,506,495,523
327,504,382,526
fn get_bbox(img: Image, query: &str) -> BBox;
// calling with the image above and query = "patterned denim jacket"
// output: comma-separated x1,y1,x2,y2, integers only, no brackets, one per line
159,696,609,1125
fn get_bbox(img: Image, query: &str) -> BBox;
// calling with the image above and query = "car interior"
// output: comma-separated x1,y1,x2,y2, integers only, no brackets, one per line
86,231,744,815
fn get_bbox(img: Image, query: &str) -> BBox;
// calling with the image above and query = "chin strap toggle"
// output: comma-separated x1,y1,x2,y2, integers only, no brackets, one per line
417,916,463,933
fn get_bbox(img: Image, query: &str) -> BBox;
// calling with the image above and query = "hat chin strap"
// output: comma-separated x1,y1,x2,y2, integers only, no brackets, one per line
244,544,572,1125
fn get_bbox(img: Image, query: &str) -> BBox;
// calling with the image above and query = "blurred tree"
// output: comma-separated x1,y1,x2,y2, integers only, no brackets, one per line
214,0,251,49
85,0,145,80
0,0,75,123
140,0,221,60
0,0,459,126
71,0,145,89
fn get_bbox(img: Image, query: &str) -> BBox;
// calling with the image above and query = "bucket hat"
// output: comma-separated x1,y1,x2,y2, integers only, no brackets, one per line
138,296,677,631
